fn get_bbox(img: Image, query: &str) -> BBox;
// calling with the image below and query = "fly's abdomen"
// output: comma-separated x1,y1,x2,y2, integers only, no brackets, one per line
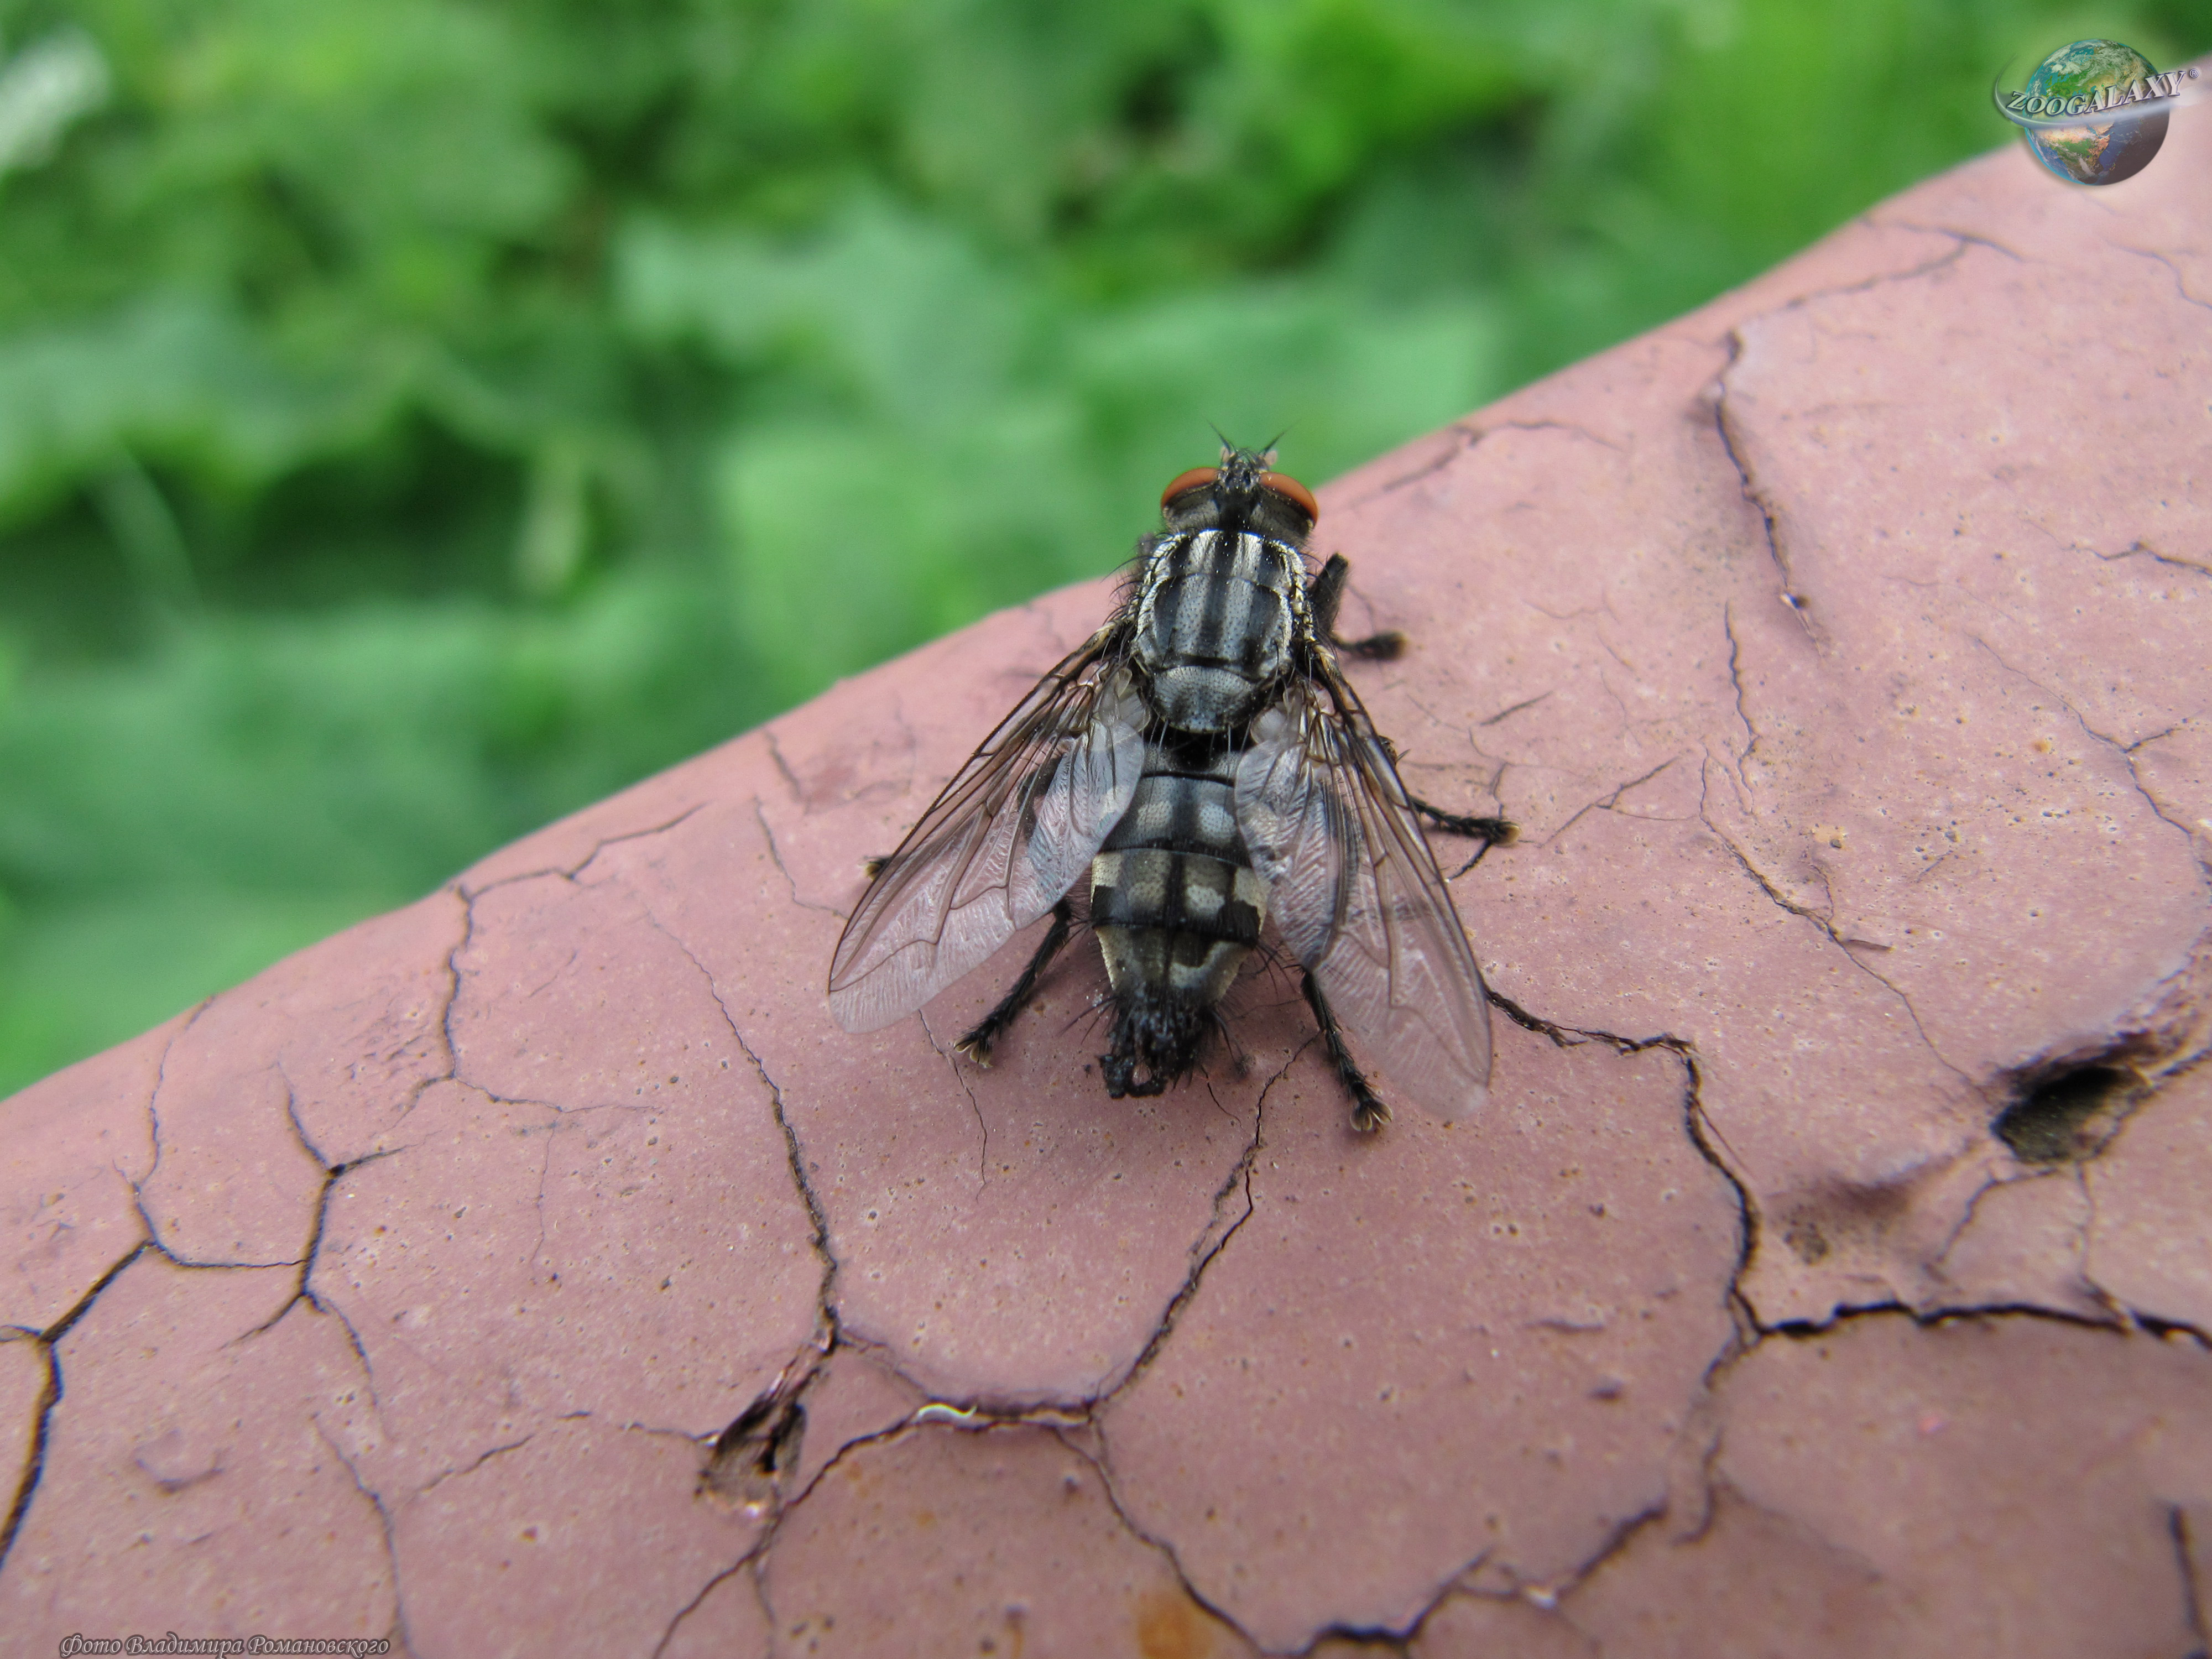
1089,771,1267,1013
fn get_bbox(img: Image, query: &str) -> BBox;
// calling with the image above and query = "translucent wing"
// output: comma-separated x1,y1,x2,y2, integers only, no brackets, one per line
828,627,1144,1034
1235,671,1492,1119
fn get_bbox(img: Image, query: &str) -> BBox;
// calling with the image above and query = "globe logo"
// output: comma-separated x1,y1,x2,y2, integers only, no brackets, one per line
1994,39,2200,186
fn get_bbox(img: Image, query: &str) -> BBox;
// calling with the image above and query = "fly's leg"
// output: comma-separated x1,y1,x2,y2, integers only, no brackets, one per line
1302,972,1391,1133
956,899,1076,1066
1313,555,1517,863
1308,553,1406,660
1406,797,1518,874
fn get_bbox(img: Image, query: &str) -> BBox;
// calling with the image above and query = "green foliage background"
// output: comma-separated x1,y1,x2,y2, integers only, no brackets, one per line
0,0,2201,1094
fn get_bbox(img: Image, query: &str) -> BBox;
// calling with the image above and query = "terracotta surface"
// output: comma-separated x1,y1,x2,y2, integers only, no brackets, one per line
5,87,2211,1656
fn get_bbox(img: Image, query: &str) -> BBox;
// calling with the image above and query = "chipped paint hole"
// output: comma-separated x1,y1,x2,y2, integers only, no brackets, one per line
703,1390,806,1508
1992,1049,2150,1163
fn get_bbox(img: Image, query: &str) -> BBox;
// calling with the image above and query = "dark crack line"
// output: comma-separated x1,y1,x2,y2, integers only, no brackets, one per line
233,1141,401,1347
1966,633,2212,879
917,1010,990,1193
1693,220,2000,348
418,1433,535,1496
1710,333,1817,639
687,1386,974,1650
1762,1297,2126,1342
1721,606,1757,786
1693,770,1969,1081
0,1242,150,1572
1480,690,1552,728
2127,716,2199,755
1489,992,1762,1352
132,997,214,1261
312,1414,414,1655
1094,1042,1285,1402
1490,1500,1672,1618
1340,419,1621,512
527,1113,560,1280
2172,1506,2210,1659
2109,241,2212,313
1669,1048,1764,1353
1340,427,1480,508
639,910,838,1316
753,797,848,920
432,890,480,1115
1868,220,2023,266
2093,538,2212,580
1055,1427,1271,1655
456,803,708,900
1541,757,1681,849
763,726,807,806
2125,1310,2212,1350
654,1556,770,1659
1924,1165,2098,1308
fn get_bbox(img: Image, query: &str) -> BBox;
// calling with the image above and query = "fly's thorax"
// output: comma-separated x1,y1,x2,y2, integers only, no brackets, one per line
1132,528,1311,733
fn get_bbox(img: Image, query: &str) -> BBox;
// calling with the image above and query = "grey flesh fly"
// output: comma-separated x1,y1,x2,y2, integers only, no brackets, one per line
827,445,1512,1131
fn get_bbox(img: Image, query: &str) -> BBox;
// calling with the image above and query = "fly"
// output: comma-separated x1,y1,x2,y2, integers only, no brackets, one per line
826,445,1512,1130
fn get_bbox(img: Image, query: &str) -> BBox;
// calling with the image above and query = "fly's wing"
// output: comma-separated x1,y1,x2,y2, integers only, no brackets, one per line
827,627,1144,1034
1235,674,1492,1118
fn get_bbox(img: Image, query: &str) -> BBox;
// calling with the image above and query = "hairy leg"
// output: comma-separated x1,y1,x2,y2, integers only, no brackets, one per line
957,899,1075,1064
1308,552,1407,660
1302,971,1391,1133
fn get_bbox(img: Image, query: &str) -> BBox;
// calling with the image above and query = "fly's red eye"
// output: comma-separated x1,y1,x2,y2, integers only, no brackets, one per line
1261,471,1319,525
1160,467,1218,508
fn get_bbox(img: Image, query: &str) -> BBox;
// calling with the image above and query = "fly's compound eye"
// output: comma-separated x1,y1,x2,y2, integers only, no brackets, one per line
1261,471,1319,525
1160,467,1219,509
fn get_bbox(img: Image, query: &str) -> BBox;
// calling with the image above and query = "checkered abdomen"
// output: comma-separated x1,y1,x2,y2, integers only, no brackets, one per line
1090,771,1269,1007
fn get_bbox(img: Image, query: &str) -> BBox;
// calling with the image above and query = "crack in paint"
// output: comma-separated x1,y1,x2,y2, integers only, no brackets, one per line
2094,538,2212,580
0,1241,148,1572
2171,1504,2210,1659
2109,242,2212,313
639,912,838,1316
1542,756,1683,849
1965,632,2212,875
752,797,849,921
311,1413,414,1655
1710,333,1817,638
1720,606,1757,787
1055,1426,1274,1654
456,805,709,901
1693,761,1971,1083
418,1432,536,1496
917,1009,990,1194
1094,1053,1280,1402
1340,419,1621,513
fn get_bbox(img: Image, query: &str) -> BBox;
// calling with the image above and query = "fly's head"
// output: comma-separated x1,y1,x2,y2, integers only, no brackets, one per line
1158,445,1319,544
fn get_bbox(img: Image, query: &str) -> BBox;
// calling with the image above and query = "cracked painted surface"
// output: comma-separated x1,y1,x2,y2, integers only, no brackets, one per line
4,88,2211,1655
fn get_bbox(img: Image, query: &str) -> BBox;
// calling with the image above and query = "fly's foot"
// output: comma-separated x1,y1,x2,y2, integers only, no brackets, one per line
1333,628,1406,661
953,897,1076,1070
1303,971,1394,1134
